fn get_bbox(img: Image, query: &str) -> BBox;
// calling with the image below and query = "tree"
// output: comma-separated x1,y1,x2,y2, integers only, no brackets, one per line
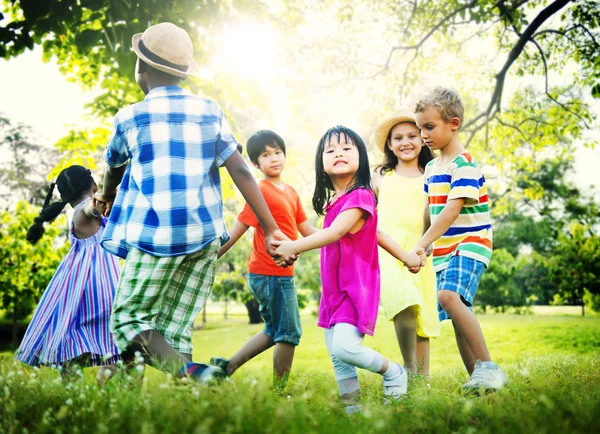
547,222,600,315
0,201,68,348
328,0,599,144
0,115,59,208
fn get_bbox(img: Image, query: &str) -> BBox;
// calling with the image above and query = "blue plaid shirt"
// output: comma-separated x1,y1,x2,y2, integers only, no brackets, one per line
101,86,240,258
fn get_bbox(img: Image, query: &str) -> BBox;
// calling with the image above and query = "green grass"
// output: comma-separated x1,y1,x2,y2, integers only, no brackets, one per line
1,314,599,433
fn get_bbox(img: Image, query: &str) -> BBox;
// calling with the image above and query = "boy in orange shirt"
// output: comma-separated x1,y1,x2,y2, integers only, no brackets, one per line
212,130,315,386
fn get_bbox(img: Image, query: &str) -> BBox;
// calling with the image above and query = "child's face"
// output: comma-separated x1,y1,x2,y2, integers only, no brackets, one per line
254,144,286,178
415,107,460,151
387,122,423,163
322,134,359,178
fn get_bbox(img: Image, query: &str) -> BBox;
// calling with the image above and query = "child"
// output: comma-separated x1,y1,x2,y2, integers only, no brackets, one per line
274,126,424,414
211,130,316,387
95,22,288,381
372,108,440,377
16,165,120,385
412,86,508,390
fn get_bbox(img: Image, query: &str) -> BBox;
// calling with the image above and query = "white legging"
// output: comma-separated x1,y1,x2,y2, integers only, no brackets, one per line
324,323,385,381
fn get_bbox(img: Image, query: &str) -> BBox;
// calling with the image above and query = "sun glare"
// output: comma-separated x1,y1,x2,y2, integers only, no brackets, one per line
211,21,278,81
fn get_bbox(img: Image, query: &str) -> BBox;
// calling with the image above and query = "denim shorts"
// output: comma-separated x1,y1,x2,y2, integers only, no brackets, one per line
248,273,302,345
436,255,485,321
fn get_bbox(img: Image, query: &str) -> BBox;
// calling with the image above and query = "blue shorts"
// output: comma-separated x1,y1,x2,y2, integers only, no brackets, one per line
436,255,485,321
248,273,302,345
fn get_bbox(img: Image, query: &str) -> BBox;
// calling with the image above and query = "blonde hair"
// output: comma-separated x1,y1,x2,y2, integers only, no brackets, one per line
414,86,464,126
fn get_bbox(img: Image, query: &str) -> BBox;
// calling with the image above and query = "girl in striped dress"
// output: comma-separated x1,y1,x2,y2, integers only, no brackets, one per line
16,165,121,384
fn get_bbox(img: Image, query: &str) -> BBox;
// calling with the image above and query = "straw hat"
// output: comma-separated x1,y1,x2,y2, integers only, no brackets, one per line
374,107,417,152
132,22,198,78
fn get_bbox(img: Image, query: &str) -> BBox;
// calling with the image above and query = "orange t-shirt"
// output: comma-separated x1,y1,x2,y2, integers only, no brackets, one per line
238,180,308,276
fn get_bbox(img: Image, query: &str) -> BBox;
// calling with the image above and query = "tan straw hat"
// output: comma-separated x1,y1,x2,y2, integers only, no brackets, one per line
374,107,417,152
132,22,198,78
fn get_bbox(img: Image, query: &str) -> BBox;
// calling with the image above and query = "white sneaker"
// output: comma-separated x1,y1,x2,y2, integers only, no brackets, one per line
462,360,508,391
383,363,408,401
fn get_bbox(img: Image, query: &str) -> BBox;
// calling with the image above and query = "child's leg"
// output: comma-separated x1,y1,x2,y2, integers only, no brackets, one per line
273,342,295,380
330,323,407,400
415,336,430,377
438,290,490,363
393,306,418,374
226,331,274,376
452,320,475,375
324,327,360,412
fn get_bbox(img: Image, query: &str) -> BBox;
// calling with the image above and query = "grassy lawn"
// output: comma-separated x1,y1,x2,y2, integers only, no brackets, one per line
1,313,599,433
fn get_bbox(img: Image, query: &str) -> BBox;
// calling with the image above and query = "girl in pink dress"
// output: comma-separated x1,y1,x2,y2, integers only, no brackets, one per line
274,126,424,414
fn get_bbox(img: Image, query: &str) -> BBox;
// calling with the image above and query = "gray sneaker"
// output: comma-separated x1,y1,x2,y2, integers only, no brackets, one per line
383,363,408,401
462,360,508,391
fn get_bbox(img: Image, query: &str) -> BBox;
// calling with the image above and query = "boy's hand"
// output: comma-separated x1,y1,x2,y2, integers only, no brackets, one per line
425,244,433,257
404,248,424,269
407,266,421,274
266,229,296,267
273,240,298,267
92,197,107,218
94,192,116,217
415,245,427,266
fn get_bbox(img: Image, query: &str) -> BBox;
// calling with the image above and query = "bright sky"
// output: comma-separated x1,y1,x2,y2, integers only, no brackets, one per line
0,31,599,190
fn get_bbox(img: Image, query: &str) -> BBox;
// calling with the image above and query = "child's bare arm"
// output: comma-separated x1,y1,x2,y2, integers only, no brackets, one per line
274,208,365,263
422,205,433,256
97,164,128,216
218,220,250,259
297,220,319,238
417,198,464,250
224,151,288,259
377,228,423,268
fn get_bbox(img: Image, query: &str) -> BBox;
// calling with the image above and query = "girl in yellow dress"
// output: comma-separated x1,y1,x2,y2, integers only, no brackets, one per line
372,108,441,377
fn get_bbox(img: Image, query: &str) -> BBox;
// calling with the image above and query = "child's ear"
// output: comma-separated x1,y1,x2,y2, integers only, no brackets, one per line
450,117,461,131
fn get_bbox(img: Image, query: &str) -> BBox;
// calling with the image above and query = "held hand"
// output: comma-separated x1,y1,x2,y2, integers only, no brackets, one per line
266,230,297,267
94,192,116,217
403,249,423,269
407,266,421,274
91,197,107,218
273,241,299,267
414,245,427,267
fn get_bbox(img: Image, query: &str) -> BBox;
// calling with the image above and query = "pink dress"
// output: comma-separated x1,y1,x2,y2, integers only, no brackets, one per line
318,188,380,336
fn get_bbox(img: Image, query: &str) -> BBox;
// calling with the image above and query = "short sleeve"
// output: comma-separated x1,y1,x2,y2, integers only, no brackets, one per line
215,108,242,167
339,188,376,218
447,160,482,205
238,201,258,228
104,116,130,168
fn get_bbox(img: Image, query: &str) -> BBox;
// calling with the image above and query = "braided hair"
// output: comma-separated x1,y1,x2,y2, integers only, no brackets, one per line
27,165,95,244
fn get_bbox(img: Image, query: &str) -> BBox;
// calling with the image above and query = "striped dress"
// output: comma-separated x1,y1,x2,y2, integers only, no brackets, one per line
15,201,121,367
424,152,493,272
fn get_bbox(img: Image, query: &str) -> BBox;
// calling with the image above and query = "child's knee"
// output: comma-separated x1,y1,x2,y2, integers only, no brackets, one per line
437,289,459,309
331,340,360,365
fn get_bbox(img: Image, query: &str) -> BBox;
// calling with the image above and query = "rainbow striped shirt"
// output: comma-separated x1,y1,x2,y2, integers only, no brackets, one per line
424,152,493,272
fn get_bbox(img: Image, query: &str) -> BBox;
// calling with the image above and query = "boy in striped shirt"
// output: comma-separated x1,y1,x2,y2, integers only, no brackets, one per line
412,86,507,391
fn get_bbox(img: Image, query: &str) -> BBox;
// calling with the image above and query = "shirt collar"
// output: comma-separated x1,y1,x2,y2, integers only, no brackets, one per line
145,86,191,100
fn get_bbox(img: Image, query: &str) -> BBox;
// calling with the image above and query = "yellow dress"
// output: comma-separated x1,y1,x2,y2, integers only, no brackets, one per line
378,171,441,338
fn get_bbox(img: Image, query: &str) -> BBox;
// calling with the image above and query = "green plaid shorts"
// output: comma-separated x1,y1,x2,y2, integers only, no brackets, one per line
110,240,219,355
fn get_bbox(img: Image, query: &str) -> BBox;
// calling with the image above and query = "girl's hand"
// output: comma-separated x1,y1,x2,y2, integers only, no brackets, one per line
273,240,298,267
403,249,423,268
407,266,421,274
267,230,296,267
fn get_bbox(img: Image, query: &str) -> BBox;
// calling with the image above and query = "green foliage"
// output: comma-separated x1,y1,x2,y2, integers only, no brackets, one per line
0,201,68,325
477,248,527,312
548,223,600,303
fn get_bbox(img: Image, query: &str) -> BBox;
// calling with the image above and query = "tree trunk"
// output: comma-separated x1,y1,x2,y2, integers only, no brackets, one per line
245,299,263,324
582,302,585,317
202,304,207,325
224,299,228,320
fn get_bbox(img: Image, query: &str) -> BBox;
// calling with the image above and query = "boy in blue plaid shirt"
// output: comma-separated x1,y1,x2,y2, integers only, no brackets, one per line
96,22,289,381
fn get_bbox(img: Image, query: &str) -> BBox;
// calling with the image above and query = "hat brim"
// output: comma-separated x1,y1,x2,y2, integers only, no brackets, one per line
132,33,198,79
374,116,417,152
